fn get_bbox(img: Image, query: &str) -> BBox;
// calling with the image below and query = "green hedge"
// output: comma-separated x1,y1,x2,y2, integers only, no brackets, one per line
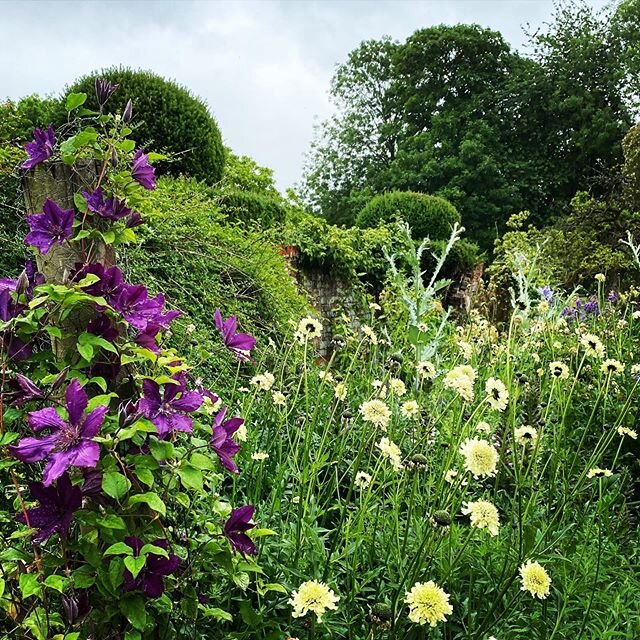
66,68,225,184
356,190,460,241
215,189,287,227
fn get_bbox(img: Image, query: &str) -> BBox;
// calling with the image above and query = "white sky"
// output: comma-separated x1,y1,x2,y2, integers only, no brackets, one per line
0,0,610,191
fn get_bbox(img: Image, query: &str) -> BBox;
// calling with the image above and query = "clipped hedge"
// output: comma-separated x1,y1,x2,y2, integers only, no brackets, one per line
356,190,460,241
66,68,225,184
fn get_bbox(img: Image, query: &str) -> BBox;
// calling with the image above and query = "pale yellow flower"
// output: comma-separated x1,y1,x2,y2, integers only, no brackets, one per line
272,391,286,406
587,467,612,478
601,359,624,375
360,399,391,429
289,581,339,622
519,561,551,599
251,452,269,461
514,425,539,447
251,372,275,391
462,500,500,536
235,423,248,442
549,361,569,379
355,471,372,489
617,426,637,439
297,316,322,340
459,438,499,478
404,581,453,627
580,333,606,359
417,361,437,380
390,378,407,397
401,400,420,418
476,421,492,434
376,437,403,471
485,377,508,411
361,325,378,345
334,382,347,401
444,365,477,402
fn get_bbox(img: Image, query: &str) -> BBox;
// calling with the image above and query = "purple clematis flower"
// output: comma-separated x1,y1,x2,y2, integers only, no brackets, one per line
122,99,133,123
139,378,203,439
7,374,44,406
17,473,82,543
77,263,125,303
95,78,118,106
210,407,243,474
21,126,55,170
112,284,181,331
0,278,17,292
83,188,133,221
214,309,256,361
224,505,257,556
9,379,108,486
25,199,74,254
122,537,180,598
131,149,156,190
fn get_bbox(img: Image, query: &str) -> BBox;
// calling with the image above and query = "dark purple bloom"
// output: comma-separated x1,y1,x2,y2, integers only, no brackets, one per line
9,379,108,486
0,278,17,292
21,126,55,170
87,314,120,342
210,407,243,474
214,309,255,361
7,374,44,406
62,591,90,625
95,78,118,106
125,211,143,228
77,264,125,303
122,537,180,598
223,505,257,556
112,284,180,331
81,469,113,508
17,473,82,543
139,378,202,439
134,321,162,353
83,188,133,221
25,199,74,254
122,99,133,123
0,288,31,361
131,149,156,190
584,299,599,316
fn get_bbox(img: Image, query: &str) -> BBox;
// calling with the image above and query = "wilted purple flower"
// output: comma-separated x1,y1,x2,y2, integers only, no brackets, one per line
21,126,55,170
122,99,133,123
95,78,118,106
139,378,203,439
83,188,133,221
608,290,618,303
214,309,255,361
9,379,108,486
61,591,90,625
125,211,143,228
17,260,45,298
538,286,554,302
17,473,82,543
210,407,243,474
122,537,180,598
25,199,74,254
131,149,156,190
7,374,44,406
223,505,257,556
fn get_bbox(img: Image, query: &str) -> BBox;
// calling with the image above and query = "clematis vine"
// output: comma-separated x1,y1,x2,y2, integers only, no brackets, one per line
210,407,243,474
131,149,156,190
122,537,180,598
95,78,118,107
112,284,181,331
139,377,203,439
9,379,108,486
223,505,257,556
18,472,82,543
214,309,256,361
21,126,55,170
83,188,133,221
25,199,74,254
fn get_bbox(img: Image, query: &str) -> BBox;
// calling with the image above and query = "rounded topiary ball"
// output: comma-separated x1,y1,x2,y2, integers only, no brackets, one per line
66,68,225,184
356,191,460,241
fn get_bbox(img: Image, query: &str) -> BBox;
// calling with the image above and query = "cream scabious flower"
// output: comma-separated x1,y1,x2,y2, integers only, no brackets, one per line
318,370,334,383
519,561,551,599
514,425,538,447
476,421,492,434
485,378,508,411
601,359,624,375
376,437,403,471
334,382,347,401
390,378,407,397
617,426,637,439
355,470,372,489
458,340,473,360
417,361,437,380
289,580,339,622
251,372,275,391
360,399,391,429
587,467,612,478
549,361,569,379
251,452,269,461
462,500,500,536
404,581,453,627
580,333,605,359
444,365,477,402
235,423,248,442
401,400,420,418
361,325,378,345
459,438,499,477
272,391,286,406
297,316,322,340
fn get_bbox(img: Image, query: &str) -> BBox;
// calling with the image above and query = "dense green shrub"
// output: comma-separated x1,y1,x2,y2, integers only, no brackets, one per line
0,145,27,277
124,177,309,389
0,95,63,144
356,190,460,241
215,189,287,227
66,68,225,183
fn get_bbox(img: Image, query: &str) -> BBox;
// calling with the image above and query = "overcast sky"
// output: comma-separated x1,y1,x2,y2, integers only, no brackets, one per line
1,0,609,191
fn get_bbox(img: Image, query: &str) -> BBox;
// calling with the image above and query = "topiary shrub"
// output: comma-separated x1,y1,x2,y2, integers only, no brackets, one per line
65,68,225,184
356,190,460,241
215,189,287,227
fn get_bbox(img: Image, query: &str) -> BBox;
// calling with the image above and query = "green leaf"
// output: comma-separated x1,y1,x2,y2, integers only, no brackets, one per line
71,566,96,588
19,572,42,599
124,555,146,579
102,471,131,500
97,514,127,530
102,230,116,244
119,593,147,631
127,492,166,516
200,606,233,621
43,575,68,593
190,451,216,470
139,544,168,558
259,582,288,595
133,466,154,487
149,438,174,461
74,192,88,213
104,542,134,556
177,463,203,491
77,341,94,362
76,273,100,287
66,92,87,112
